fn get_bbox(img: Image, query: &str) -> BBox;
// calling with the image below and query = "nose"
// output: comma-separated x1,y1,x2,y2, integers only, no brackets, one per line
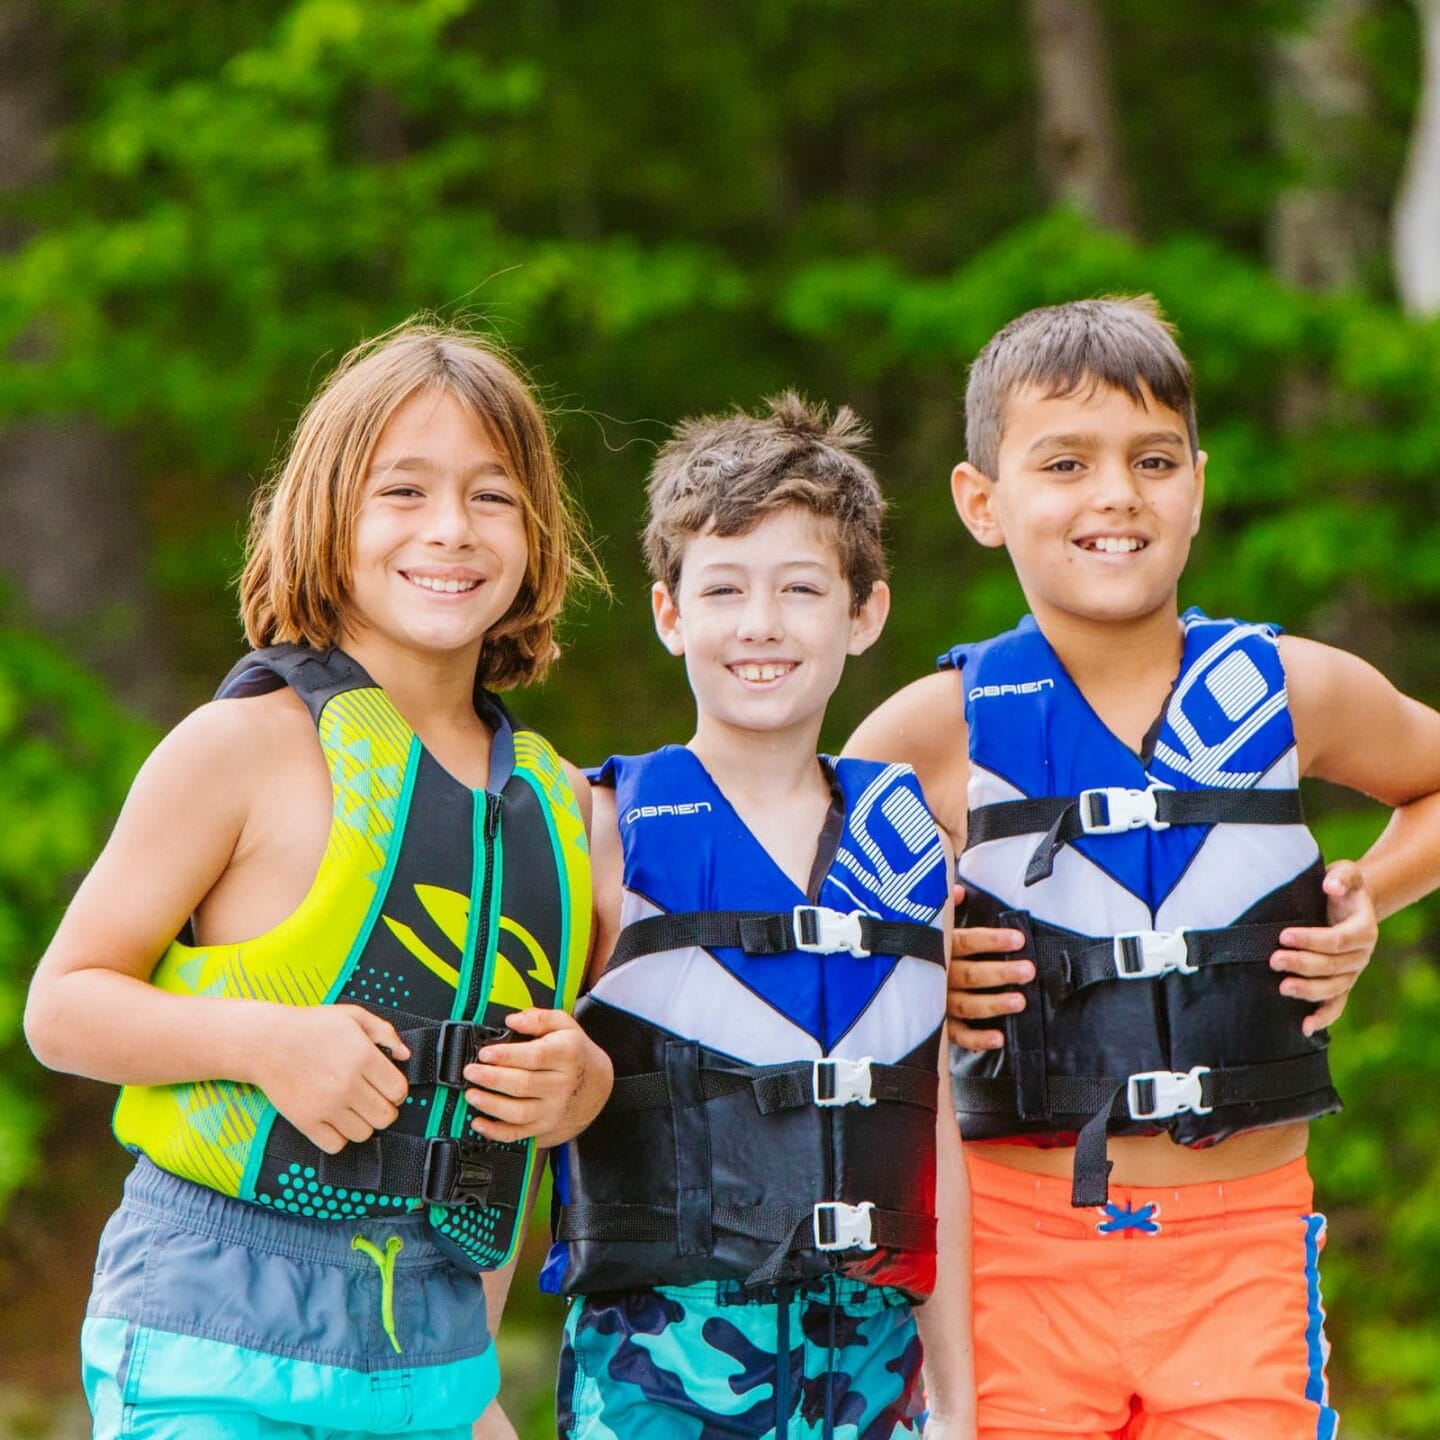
735,588,784,643
423,488,476,548
1091,454,1143,512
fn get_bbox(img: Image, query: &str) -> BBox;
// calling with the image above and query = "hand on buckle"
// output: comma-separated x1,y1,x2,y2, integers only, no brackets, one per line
1112,929,1194,980
793,905,870,957
813,1056,876,1107
812,1200,877,1251
1126,1065,1212,1121
1079,783,1173,836
437,1021,514,1088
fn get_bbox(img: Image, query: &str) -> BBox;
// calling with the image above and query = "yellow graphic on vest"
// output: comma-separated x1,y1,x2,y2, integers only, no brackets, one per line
382,884,556,1011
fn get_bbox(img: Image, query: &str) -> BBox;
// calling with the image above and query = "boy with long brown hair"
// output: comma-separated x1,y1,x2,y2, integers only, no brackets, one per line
27,323,612,1440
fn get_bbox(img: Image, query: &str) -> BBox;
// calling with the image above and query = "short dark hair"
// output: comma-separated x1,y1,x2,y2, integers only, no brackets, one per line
644,392,886,610
965,296,1197,479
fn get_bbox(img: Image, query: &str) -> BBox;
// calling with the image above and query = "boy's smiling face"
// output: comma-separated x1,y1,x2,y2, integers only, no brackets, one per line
652,504,888,746
952,380,1205,632
342,388,530,665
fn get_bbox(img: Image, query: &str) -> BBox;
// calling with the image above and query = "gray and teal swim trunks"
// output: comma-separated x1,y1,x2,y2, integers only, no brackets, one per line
82,1158,499,1439
558,1276,925,1439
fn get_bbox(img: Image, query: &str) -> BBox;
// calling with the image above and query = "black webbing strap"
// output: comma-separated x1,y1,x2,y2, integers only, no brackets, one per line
307,1130,529,1209
557,1199,935,1285
1033,921,1286,1003
966,788,1304,885
604,1058,937,1117
955,1050,1332,1207
608,909,945,968
392,1019,515,1089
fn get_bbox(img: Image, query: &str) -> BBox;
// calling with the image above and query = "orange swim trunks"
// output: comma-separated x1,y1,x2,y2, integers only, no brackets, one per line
967,1149,1338,1440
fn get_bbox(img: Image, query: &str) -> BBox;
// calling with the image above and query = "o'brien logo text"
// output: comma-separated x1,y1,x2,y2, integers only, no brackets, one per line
967,678,1056,700
624,802,714,823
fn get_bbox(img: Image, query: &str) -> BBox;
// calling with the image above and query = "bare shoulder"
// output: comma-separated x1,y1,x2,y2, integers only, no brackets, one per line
844,671,969,844
584,780,623,987
560,758,595,838
1279,633,1440,800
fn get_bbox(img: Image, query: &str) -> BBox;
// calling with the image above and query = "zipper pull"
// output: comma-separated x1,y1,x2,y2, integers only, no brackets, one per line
485,792,503,840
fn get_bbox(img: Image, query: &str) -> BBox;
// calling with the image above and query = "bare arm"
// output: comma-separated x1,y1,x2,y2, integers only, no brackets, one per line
24,700,410,1151
1271,635,1440,1027
843,672,971,852
583,782,624,987
916,852,976,1436
845,674,1030,1051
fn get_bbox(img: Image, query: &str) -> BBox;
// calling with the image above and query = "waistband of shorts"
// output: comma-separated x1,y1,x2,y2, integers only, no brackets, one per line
121,1157,449,1268
964,1148,1314,1224
652,1275,912,1312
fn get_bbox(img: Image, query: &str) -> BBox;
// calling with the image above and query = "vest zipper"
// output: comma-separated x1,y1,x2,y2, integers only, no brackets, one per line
465,792,503,1018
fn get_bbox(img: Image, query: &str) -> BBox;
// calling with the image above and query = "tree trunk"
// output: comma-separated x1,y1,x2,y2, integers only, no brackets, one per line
1269,0,1383,296
1394,0,1440,315
0,1,164,710
1024,0,1136,235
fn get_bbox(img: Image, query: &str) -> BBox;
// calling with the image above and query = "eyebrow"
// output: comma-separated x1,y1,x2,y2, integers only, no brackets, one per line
1026,429,1187,454
367,456,512,480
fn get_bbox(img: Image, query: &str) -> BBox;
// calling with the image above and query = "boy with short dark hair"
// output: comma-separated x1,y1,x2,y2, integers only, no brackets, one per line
847,297,1440,1439
548,394,974,1438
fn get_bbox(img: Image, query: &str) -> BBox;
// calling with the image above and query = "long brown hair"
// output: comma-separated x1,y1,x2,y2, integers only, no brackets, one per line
240,321,599,689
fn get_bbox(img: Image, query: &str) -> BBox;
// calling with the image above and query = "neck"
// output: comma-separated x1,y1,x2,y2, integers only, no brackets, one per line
688,714,827,807
336,627,482,729
1031,604,1185,691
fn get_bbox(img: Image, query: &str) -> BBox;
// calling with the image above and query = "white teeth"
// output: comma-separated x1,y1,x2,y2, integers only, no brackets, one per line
1085,536,1144,554
733,663,793,682
407,574,480,593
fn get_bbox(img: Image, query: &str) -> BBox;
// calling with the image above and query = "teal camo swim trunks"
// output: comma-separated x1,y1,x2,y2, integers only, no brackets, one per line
557,1276,924,1439
81,1158,498,1440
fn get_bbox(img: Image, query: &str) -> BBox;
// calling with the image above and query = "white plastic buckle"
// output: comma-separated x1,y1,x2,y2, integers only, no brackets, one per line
812,1200,877,1251
1112,929,1194,980
813,1056,876,1107
1126,1065,1213,1121
793,905,870,958
1078,783,1173,836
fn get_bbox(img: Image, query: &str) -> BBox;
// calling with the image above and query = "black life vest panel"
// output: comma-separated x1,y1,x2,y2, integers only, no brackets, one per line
553,748,950,1299
943,612,1340,1206
113,645,591,1270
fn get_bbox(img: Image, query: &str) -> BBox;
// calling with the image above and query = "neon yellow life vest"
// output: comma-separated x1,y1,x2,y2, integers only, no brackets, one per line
113,645,590,1271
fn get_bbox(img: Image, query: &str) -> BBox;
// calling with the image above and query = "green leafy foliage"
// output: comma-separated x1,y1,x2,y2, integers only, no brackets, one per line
0,627,154,1216
1,1,1438,1431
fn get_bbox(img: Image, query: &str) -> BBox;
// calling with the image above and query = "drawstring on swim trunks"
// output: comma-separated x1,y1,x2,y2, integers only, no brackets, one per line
352,1233,405,1353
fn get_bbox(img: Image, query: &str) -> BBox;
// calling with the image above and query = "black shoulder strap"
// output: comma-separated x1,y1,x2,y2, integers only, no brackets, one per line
215,645,375,724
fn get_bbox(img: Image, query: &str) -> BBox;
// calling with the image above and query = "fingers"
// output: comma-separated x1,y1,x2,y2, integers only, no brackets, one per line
305,1120,350,1155
466,1087,546,1143
350,1007,410,1061
1305,997,1346,1033
1270,946,1368,979
1322,859,1364,898
950,957,1033,990
501,1007,579,1038
952,927,1026,959
948,1016,1005,1051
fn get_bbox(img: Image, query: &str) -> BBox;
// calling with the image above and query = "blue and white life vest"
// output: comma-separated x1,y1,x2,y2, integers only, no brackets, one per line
944,611,1339,1206
553,746,950,1299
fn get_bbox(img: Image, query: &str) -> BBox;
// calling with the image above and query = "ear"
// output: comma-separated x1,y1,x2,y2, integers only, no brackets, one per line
847,579,891,656
1190,450,1207,535
651,581,686,656
951,462,1005,548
